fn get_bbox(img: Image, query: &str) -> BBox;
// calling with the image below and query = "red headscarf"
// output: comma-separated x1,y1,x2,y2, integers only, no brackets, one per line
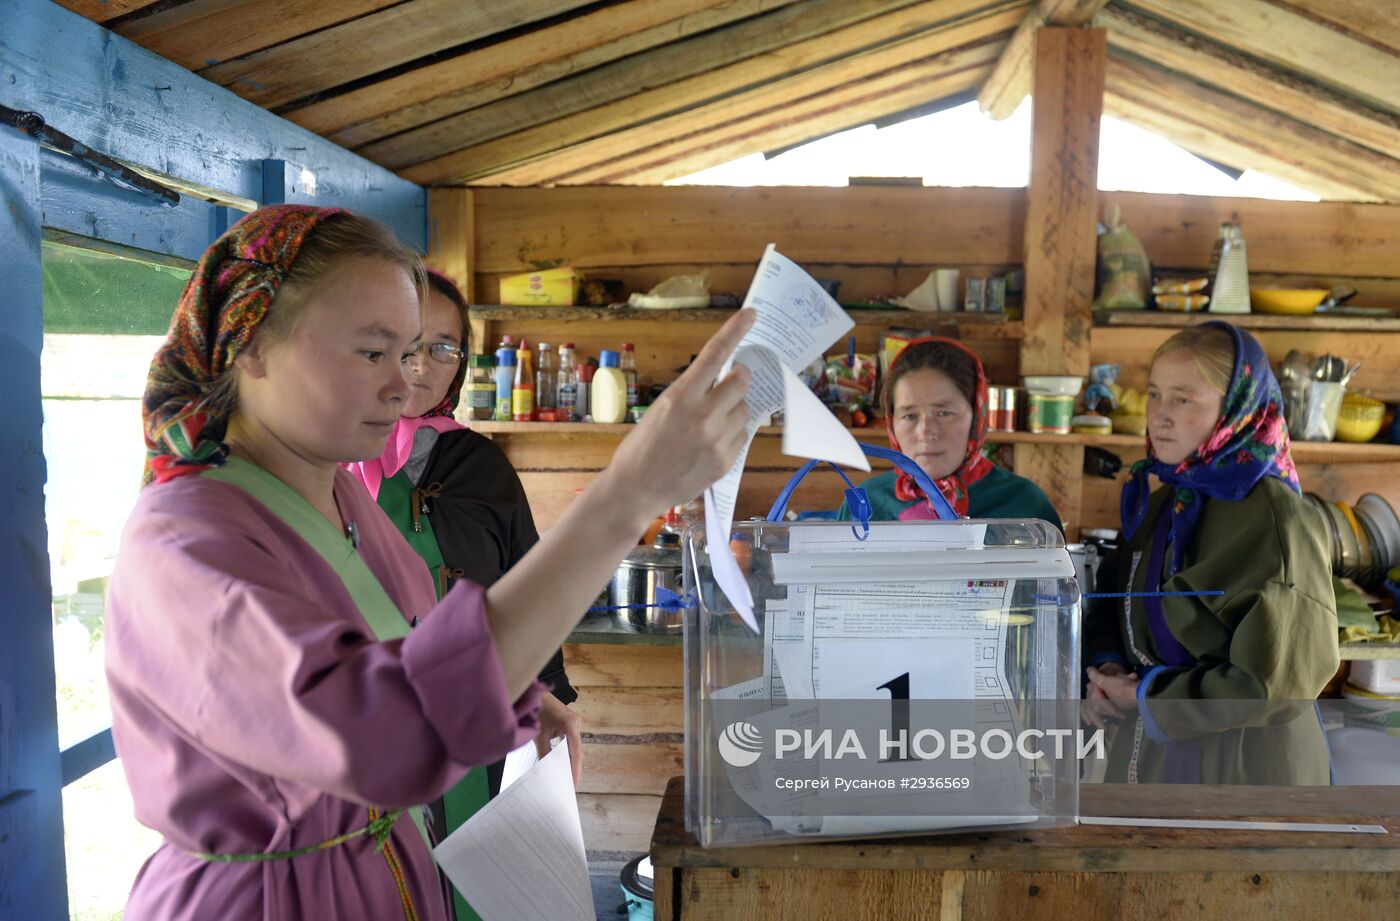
884,337,994,517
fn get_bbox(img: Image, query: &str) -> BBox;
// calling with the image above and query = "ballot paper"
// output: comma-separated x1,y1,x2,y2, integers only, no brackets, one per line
433,739,593,921
705,245,870,632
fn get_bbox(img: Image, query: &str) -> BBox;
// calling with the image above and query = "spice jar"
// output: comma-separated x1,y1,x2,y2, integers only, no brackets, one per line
463,354,496,421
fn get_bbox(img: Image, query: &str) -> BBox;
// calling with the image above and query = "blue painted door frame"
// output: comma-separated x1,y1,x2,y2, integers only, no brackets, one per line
0,123,68,921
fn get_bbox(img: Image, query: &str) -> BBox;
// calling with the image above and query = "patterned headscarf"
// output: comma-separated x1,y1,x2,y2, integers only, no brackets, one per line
1121,321,1301,575
141,204,344,485
884,337,994,518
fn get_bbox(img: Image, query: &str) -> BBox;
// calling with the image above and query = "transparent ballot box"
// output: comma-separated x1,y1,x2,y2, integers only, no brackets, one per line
683,518,1082,847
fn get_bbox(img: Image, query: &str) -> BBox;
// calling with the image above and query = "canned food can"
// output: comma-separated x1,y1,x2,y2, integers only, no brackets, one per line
987,386,1018,432
1028,394,1075,434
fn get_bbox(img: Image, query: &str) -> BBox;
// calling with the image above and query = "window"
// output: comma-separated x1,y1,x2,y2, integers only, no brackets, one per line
43,237,190,919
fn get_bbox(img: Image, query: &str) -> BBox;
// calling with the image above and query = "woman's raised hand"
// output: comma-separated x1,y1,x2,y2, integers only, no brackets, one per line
606,309,755,515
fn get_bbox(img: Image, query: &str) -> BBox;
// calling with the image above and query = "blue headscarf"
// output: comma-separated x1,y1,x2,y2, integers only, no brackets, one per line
1121,321,1300,575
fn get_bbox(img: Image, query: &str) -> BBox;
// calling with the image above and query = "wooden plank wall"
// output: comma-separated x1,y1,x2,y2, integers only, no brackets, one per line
565,643,683,859
467,184,1400,528
470,185,1026,305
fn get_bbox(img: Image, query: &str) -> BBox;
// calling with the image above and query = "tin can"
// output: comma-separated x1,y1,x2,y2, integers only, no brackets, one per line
987,386,1017,432
1028,394,1074,434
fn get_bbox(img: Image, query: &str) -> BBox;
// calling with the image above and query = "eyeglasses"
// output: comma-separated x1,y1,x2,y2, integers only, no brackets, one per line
406,342,465,365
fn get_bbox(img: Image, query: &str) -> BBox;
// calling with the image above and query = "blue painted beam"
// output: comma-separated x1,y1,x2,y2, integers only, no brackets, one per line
0,0,425,248
0,123,69,921
41,146,224,262
60,728,116,787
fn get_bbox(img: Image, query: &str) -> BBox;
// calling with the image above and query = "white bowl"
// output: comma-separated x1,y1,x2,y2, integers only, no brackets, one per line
1023,375,1084,397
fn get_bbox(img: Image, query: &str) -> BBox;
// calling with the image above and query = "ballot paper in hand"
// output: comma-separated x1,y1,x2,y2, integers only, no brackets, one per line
705,245,870,632
432,739,593,921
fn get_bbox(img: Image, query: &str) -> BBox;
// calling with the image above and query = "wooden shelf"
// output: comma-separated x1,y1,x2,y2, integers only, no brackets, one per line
469,305,1023,338
1339,643,1400,661
1094,309,1400,333
469,422,1400,463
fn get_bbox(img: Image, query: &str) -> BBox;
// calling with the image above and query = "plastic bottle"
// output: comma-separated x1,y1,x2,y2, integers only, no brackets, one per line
576,362,595,423
513,338,535,421
556,343,578,421
535,342,556,415
591,350,628,424
464,354,496,421
620,342,639,409
493,345,516,421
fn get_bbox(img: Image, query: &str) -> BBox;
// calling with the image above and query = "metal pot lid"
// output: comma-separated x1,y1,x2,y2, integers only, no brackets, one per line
619,532,683,570
620,546,681,570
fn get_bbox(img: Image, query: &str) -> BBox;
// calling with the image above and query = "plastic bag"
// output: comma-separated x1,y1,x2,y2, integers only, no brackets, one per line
1094,205,1151,310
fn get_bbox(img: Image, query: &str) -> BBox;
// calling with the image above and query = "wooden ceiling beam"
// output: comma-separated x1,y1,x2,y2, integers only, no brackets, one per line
51,0,165,24
198,0,594,109
369,0,1014,172
977,0,1109,120
557,44,1002,185
1104,53,1400,201
1098,6,1400,163
1265,0,1400,55
396,0,1025,184
287,0,798,146
1122,0,1400,116
113,0,402,71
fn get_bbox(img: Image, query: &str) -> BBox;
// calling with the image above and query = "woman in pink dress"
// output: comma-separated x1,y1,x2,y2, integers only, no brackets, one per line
105,204,753,920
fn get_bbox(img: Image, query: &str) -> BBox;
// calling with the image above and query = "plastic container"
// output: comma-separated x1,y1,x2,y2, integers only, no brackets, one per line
512,338,535,421
1349,659,1400,696
621,342,639,409
1028,394,1074,434
682,517,1080,848
592,350,629,424
493,346,516,421
556,343,579,421
1070,414,1111,435
535,342,556,413
463,354,496,421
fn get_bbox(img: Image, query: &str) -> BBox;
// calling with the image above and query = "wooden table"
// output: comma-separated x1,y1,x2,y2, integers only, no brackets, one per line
648,777,1400,920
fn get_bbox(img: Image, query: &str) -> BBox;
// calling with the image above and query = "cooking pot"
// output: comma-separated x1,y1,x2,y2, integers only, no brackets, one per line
608,531,684,633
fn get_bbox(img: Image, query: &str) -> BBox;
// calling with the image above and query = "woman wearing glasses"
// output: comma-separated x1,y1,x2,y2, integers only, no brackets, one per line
346,269,579,921
841,338,1060,526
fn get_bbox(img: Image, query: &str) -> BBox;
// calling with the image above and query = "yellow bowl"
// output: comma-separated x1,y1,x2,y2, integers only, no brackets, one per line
1250,288,1328,315
1336,394,1386,443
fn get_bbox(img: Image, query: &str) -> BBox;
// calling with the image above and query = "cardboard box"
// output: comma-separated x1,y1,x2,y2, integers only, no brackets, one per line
500,266,580,306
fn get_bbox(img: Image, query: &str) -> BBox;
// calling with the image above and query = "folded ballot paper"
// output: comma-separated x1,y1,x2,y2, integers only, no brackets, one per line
704,245,870,632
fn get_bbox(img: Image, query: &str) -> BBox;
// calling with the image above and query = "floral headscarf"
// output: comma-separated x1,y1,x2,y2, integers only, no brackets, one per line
141,204,344,485
1121,321,1300,575
884,337,994,518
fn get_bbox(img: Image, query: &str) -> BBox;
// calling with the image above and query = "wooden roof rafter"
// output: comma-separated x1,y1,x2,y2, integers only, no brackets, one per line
1104,52,1400,202
978,0,1111,120
397,0,1027,185
543,39,1007,185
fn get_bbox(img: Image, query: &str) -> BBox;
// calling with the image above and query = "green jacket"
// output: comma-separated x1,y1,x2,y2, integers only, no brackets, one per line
1084,477,1337,784
838,466,1062,530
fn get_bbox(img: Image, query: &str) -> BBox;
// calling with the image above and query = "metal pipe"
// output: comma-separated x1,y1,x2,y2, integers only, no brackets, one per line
1,103,181,206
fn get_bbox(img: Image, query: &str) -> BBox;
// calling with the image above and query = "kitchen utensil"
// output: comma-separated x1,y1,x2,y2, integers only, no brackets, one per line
1335,501,1360,576
1358,494,1400,570
1314,285,1358,312
1250,288,1327,315
1336,394,1385,443
619,854,655,920
1279,350,1310,436
1208,222,1250,314
608,531,685,633
1298,380,1344,440
1340,361,1361,386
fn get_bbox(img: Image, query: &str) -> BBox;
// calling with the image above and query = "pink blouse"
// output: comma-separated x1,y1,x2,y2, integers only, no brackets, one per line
104,468,542,920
